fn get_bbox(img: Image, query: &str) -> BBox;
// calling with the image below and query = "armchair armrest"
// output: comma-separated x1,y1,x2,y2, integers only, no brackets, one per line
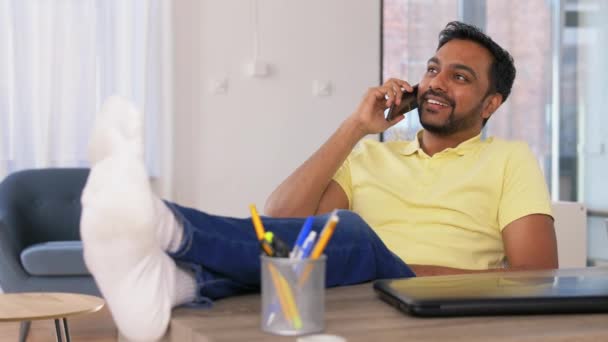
0,218,29,292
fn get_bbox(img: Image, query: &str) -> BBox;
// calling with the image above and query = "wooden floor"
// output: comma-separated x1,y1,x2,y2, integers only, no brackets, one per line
0,306,117,342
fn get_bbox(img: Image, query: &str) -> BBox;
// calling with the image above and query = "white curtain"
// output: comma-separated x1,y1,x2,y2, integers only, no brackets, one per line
0,0,172,188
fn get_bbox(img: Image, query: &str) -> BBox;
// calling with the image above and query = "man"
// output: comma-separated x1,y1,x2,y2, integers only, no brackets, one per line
81,22,556,341
265,21,557,276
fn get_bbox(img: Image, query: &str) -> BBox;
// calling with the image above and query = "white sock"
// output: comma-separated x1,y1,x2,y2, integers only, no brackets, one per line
88,96,184,253
81,96,195,341
88,96,144,164
174,266,199,306
153,197,184,253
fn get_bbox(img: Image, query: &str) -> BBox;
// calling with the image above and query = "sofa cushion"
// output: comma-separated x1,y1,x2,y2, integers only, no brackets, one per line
20,241,90,276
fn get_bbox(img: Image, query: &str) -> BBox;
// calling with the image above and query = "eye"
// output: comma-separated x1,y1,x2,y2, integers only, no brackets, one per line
454,74,468,82
426,66,438,74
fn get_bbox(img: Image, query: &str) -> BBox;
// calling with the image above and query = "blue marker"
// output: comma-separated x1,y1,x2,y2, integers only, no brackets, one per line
290,216,314,259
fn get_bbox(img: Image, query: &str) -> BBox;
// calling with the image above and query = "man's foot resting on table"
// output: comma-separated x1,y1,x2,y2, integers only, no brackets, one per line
80,96,196,341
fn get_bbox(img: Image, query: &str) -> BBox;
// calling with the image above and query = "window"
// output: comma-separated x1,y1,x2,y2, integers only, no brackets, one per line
382,0,608,262
0,0,167,179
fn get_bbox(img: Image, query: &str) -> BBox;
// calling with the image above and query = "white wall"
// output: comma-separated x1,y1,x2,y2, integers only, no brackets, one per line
172,0,380,217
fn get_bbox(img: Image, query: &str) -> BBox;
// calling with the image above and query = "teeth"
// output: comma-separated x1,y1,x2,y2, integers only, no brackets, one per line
427,99,449,107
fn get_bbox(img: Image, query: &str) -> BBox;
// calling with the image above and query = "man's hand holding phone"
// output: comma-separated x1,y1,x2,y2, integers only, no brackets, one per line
348,79,417,136
385,81,418,122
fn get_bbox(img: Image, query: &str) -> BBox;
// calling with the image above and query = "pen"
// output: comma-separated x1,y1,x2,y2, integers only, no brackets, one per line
258,227,302,327
298,231,317,260
249,204,266,240
266,262,294,327
264,231,312,327
298,211,339,286
251,204,291,327
276,267,302,329
292,230,318,276
261,233,298,328
290,217,314,259
249,204,273,256
310,210,339,259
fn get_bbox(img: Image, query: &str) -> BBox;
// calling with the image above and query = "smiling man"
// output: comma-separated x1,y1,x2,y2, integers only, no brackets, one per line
265,21,557,275
81,21,557,341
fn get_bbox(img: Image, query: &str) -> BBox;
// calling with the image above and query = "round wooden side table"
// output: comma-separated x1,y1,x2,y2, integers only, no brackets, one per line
0,292,105,342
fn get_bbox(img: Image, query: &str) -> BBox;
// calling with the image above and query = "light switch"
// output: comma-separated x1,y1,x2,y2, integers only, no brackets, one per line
245,61,270,77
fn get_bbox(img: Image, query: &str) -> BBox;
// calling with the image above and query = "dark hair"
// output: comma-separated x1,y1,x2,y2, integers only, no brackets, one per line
438,21,516,123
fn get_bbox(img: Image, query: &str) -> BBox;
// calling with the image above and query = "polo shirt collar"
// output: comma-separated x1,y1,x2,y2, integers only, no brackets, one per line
401,131,423,155
401,130,483,156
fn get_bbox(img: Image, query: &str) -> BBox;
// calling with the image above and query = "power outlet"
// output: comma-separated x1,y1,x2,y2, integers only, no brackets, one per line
313,80,332,97
209,78,228,94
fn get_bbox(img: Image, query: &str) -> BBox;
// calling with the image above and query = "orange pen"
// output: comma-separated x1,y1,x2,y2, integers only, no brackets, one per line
298,211,340,286
267,263,293,326
310,211,339,259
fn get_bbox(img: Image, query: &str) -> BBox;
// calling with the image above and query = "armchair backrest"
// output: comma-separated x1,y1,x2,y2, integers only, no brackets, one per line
0,168,90,249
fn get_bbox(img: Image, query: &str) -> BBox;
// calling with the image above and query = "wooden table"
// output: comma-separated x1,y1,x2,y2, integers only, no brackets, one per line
169,267,608,341
0,292,105,342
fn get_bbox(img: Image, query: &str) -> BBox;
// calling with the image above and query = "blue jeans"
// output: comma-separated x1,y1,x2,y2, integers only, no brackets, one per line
165,202,415,303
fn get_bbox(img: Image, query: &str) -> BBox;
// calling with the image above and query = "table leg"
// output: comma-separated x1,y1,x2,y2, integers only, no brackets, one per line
54,319,63,342
18,321,30,342
62,318,71,342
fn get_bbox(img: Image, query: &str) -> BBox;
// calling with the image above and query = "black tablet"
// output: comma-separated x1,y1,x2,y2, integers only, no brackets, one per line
374,267,608,317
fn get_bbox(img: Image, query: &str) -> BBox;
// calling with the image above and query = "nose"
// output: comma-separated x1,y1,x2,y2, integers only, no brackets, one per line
427,70,448,93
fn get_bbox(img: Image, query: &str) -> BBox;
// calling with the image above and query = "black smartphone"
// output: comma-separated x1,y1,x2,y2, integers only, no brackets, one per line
385,84,418,121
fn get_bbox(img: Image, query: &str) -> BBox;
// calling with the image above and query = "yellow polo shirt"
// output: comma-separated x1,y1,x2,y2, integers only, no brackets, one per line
332,132,552,270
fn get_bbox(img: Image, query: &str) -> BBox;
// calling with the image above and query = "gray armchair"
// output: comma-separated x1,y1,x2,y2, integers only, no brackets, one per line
0,168,99,295
0,168,101,341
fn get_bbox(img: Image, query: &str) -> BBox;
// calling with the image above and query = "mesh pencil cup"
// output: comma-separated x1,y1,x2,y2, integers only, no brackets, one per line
260,254,326,336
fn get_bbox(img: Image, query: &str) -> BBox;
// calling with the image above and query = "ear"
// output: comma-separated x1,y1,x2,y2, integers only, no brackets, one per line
481,93,503,120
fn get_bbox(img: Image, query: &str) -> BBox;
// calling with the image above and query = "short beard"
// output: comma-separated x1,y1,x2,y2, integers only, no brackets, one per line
419,100,485,136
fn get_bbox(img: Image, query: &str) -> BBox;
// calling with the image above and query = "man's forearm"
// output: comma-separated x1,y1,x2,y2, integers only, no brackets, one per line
264,117,365,217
